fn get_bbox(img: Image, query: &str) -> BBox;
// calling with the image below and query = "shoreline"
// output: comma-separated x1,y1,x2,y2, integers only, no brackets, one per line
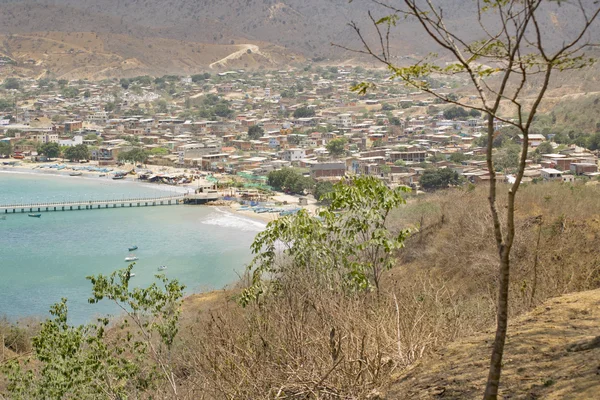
0,164,191,194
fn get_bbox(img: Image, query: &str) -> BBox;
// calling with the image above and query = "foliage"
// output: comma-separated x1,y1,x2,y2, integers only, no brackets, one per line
247,125,265,140
63,145,89,162
149,147,169,156
0,98,13,111
118,148,149,164
0,140,12,156
381,102,395,111
60,87,79,99
2,266,185,399
420,168,463,191
267,168,315,194
326,137,347,157
535,141,554,155
191,73,211,83
313,180,334,203
240,176,410,305
449,152,468,164
443,106,469,120
493,143,521,172
39,142,61,159
3,78,20,90
293,106,315,119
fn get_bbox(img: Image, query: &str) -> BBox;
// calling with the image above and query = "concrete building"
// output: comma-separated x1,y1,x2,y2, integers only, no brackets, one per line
281,148,306,162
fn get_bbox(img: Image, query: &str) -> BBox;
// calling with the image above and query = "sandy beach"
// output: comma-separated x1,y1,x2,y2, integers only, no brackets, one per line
2,160,321,224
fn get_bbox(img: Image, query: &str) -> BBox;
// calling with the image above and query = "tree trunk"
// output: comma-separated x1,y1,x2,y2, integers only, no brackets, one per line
483,248,511,399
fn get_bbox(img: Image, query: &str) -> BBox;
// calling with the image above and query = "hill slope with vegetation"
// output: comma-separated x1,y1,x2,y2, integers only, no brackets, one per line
3,180,600,398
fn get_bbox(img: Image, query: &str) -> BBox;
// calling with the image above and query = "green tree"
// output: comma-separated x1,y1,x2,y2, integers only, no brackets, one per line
2,266,185,399
493,144,521,172
326,138,347,157
349,3,600,395
0,141,12,157
313,181,334,203
118,148,148,165
0,98,13,111
3,78,20,90
586,132,600,150
419,168,463,191
535,141,554,155
39,142,61,159
61,87,79,99
268,168,314,194
443,106,469,120
449,152,467,164
64,145,89,162
213,103,233,118
150,147,169,156
247,125,265,140
240,176,410,305
293,106,315,119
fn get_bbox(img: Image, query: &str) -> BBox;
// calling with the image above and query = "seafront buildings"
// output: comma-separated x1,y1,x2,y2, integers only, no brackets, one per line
1,67,598,192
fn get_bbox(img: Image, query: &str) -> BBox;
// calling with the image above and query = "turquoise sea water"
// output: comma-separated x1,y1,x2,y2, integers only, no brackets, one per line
0,170,263,324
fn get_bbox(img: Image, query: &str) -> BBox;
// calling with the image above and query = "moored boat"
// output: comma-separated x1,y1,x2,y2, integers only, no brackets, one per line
128,245,138,251
125,255,138,262
28,213,42,218
158,266,167,271
113,175,125,180
69,172,83,176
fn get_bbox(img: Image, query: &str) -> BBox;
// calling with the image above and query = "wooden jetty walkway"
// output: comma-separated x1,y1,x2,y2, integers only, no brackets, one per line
1,195,186,214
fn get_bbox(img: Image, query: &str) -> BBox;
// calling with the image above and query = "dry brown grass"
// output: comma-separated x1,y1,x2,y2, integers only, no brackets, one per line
164,182,600,399
3,182,599,399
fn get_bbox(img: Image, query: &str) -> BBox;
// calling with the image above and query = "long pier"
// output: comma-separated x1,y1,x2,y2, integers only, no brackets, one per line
1,195,186,214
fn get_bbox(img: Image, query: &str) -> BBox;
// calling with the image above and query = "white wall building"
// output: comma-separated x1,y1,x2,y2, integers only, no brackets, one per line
59,135,83,147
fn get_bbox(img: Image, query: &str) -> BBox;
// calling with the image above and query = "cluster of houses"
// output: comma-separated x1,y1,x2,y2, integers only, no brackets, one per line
1,67,598,190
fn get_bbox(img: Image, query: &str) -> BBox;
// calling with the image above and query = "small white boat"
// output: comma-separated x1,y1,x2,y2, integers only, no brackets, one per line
123,272,136,278
158,266,167,271
125,255,138,262
69,171,83,176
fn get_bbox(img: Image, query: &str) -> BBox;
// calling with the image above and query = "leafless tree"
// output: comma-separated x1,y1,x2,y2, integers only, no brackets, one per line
337,0,600,398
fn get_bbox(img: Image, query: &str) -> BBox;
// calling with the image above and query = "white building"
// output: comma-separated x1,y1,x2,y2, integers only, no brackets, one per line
35,133,59,144
540,168,563,181
281,148,306,162
59,135,83,147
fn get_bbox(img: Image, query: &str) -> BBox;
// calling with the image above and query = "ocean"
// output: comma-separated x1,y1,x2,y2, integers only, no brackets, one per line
0,170,263,324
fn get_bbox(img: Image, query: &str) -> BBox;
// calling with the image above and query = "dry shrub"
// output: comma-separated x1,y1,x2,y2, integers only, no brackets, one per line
172,266,477,399
163,182,600,399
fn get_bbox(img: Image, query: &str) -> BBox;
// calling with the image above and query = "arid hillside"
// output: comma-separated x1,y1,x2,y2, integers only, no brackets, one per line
0,0,598,80
387,289,600,399
0,31,303,80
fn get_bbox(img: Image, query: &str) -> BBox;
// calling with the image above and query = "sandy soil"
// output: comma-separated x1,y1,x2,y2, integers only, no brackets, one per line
386,289,600,399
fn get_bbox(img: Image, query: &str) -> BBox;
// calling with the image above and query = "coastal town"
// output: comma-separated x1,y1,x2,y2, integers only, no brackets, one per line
1,66,599,206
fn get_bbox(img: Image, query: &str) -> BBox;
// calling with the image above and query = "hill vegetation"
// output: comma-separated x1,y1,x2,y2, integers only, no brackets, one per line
3,181,600,398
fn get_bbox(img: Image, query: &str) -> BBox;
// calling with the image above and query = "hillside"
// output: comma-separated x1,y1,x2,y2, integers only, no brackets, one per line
387,289,600,399
3,182,600,398
0,0,597,80
0,31,303,80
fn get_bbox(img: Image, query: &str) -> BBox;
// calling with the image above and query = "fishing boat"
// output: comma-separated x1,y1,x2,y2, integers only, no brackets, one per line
28,213,42,218
69,171,83,176
125,255,138,262
158,266,167,271
128,245,138,251
113,175,125,180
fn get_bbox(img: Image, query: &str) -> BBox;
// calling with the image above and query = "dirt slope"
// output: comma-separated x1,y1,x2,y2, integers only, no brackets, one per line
387,289,600,399
0,31,303,80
